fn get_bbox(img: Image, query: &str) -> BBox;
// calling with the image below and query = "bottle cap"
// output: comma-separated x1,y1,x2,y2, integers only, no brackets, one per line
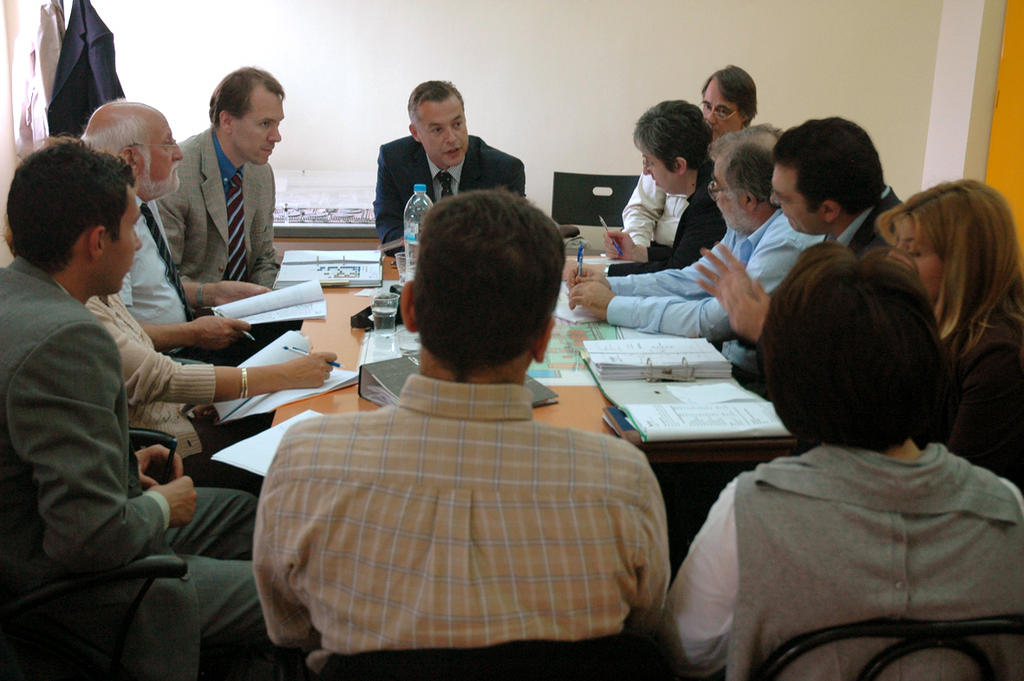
413,184,427,192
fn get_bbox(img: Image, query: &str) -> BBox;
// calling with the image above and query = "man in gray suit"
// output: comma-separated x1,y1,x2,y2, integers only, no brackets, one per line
159,67,283,288
0,140,269,681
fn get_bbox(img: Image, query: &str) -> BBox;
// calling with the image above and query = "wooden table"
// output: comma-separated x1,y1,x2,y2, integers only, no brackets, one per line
274,281,796,464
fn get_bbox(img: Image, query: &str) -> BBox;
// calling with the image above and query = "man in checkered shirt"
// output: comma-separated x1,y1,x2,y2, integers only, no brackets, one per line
253,190,669,673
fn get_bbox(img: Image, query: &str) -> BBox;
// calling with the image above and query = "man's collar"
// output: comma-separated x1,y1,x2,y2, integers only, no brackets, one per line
212,129,243,183
399,374,534,422
426,156,465,183
834,206,874,246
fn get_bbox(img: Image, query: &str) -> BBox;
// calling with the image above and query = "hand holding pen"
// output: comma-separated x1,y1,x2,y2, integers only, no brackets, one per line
283,345,343,368
599,216,624,257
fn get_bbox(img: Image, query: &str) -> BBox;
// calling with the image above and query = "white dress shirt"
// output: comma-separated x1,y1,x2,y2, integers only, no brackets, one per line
120,198,188,325
621,173,688,247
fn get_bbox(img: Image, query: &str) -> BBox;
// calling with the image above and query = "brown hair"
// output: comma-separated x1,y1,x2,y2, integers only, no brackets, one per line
209,67,284,127
413,190,562,380
702,65,757,123
763,242,944,450
877,179,1024,367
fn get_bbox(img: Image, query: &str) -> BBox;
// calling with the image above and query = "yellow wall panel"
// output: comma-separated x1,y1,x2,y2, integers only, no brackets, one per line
987,0,1024,246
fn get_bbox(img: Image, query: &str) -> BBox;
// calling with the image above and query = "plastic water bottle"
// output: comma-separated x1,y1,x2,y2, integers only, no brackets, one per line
403,184,432,280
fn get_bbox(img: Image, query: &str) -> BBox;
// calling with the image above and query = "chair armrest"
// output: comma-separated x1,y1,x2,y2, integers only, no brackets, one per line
0,555,188,621
128,428,177,452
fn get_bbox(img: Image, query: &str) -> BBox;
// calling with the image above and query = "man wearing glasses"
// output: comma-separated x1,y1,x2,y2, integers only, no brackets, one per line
567,126,820,379
619,66,757,253
83,102,263,353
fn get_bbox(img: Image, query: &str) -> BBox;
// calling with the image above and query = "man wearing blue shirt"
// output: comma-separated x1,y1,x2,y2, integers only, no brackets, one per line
159,67,284,289
568,126,821,375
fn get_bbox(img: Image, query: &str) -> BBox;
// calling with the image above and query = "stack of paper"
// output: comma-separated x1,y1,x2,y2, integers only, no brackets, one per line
601,381,790,443
213,330,358,422
275,250,382,288
582,337,732,380
619,401,788,442
211,280,327,324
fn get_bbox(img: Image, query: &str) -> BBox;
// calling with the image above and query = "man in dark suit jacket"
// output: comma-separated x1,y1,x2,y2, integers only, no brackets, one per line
695,117,901,360
0,141,269,681
373,80,525,245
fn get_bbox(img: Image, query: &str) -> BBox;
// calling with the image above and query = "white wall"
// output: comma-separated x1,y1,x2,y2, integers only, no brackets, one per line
6,0,1005,223
1,1,17,266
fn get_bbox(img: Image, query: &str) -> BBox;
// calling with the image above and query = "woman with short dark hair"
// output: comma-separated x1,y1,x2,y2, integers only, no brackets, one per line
657,242,1024,679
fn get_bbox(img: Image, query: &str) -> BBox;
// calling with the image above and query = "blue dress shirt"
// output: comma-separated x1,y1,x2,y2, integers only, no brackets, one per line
212,131,243,199
606,210,823,373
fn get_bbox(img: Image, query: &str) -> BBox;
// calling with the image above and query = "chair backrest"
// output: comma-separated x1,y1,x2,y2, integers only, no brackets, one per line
318,632,673,681
750,616,1024,681
551,172,639,227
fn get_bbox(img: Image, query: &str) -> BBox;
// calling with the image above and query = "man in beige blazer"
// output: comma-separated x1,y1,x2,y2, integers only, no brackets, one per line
159,67,283,288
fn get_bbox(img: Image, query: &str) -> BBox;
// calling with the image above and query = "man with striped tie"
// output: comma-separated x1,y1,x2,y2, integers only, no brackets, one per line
83,101,262,353
159,67,284,290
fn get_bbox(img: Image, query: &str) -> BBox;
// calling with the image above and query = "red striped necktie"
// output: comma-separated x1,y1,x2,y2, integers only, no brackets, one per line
225,170,247,281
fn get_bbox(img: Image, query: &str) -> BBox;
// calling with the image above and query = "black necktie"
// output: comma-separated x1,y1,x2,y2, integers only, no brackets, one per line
437,170,454,198
139,202,193,321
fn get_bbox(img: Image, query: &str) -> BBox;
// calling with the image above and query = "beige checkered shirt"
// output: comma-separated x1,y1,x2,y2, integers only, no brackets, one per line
254,374,669,670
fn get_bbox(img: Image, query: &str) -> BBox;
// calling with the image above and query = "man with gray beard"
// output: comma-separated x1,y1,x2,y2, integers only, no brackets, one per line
83,101,262,354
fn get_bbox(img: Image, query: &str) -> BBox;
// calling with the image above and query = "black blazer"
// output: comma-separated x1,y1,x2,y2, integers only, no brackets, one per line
373,135,526,244
849,187,901,255
47,0,125,136
749,187,904,379
608,160,725,277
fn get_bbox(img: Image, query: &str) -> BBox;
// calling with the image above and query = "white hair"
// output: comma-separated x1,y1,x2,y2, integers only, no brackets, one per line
80,100,161,154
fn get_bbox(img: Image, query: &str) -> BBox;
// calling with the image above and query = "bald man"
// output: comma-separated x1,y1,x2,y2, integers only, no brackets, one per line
83,102,266,356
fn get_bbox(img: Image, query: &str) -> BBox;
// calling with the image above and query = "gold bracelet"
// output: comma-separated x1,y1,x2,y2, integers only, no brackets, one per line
239,367,249,399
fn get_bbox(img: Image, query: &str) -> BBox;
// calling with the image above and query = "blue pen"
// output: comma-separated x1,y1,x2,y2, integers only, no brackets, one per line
599,216,624,256
576,243,584,277
283,345,343,368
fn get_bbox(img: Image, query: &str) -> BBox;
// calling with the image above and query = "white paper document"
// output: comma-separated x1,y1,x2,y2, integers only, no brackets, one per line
275,251,383,288
282,250,380,264
555,282,599,322
665,382,763,404
213,330,358,422
621,402,789,442
583,336,732,379
212,279,327,324
211,409,321,476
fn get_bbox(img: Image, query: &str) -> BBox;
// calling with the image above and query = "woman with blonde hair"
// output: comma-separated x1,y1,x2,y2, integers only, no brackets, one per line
878,179,1024,487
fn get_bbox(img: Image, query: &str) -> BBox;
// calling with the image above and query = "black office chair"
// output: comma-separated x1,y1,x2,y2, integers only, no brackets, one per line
318,632,674,681
750,616,1024,681
129,427,178,484
1,555,188,681
551,172,639,227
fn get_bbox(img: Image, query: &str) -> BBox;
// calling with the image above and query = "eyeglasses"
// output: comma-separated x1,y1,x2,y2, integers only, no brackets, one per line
701,101,738,121
130,140,178,150
708,179,727,200
641,155,654,172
